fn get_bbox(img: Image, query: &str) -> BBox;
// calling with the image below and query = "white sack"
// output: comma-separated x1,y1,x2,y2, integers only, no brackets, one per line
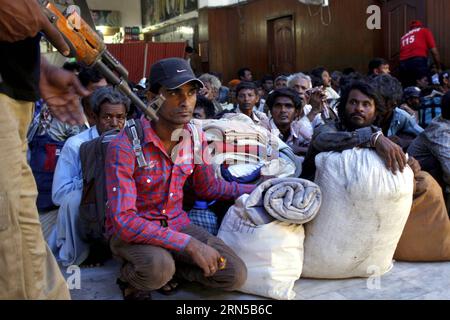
302,148,414,279
218,194,304,300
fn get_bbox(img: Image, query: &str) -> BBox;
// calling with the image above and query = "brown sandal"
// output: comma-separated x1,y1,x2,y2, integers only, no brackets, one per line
157,279,180,296
116,278,152,300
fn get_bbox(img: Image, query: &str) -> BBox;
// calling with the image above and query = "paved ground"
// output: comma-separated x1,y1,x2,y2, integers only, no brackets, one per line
41,209,450,300
64,259,450,300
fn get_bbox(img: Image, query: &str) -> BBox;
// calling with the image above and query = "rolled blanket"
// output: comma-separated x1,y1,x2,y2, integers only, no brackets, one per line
245,178,322,225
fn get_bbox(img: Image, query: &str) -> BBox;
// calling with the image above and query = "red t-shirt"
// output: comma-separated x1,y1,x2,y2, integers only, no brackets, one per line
400,27,436,61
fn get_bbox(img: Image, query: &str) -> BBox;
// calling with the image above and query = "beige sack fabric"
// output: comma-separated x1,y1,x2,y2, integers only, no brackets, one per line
394,171,450,261
218,194,305,300
302,149,414,279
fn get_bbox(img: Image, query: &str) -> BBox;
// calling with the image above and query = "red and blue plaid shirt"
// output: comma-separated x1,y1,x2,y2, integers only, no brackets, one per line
105,118,255,252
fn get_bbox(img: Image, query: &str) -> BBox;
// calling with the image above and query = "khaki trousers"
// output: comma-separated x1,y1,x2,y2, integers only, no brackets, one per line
110,224,247,292
0,94,70,299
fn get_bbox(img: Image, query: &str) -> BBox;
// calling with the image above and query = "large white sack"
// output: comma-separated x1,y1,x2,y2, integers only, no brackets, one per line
218,194,304,300
302,148,414,279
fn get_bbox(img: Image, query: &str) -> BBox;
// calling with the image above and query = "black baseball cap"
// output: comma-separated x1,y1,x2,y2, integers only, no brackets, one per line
149,58,204,92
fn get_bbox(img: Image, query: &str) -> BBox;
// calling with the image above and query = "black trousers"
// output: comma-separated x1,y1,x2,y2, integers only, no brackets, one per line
399,57,429,87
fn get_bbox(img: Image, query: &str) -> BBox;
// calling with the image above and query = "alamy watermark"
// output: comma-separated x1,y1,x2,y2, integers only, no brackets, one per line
66,265,81,290
366,5,381,30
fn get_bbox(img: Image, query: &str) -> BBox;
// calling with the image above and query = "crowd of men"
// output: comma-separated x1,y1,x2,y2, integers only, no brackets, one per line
30,57,450,300
1,1,449,300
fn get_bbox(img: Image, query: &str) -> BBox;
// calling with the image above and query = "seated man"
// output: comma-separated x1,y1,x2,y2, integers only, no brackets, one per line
371,74,424,150
105,58,255,300
274,75,288,89
193,95,216,120
300,82,449,259
51,86,129,266
78,66,108,127
368,57,391,77
408,91,450,211
301,80,412,181
260,74,274,100
218,81,270,130
440,70,450,94
288,72,336,128
266,87,312,157
198,73,223,116
399,86,421,122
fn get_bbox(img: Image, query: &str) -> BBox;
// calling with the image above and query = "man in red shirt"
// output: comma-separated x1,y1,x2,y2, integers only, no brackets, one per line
399,20,441,87
105,58,256,300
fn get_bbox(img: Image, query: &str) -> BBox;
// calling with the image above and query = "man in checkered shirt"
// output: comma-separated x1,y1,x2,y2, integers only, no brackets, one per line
105,58,256,300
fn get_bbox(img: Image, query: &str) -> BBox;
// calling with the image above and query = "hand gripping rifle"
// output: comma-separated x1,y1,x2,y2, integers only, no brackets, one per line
39,1,163,122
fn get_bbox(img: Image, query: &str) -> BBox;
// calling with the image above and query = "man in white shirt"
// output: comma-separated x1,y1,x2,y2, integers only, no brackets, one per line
267,87,313,158
222,81,270,130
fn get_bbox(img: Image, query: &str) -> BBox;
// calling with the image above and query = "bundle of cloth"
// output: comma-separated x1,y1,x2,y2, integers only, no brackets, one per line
218,178,322,300
191,115,303,183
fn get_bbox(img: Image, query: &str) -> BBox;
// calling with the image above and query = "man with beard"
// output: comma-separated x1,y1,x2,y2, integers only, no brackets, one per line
301,80,450,262
301,81,415,181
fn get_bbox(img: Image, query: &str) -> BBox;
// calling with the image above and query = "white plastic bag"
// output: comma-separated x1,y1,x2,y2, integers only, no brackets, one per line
218,194,304,300
302,148,414,279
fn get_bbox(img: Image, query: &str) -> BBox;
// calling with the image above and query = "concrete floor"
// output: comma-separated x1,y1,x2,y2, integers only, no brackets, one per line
64,259,450,300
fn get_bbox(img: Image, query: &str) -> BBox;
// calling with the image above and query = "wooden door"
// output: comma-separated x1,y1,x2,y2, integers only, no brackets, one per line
268,16,295,76
382,0,426,72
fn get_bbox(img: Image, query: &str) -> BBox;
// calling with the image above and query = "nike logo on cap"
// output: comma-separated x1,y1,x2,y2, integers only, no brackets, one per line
177,69,187,73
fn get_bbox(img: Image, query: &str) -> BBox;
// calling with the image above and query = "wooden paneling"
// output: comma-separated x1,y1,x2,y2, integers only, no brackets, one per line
426,0,450,69
198,7,209,68
199,0,383,83
199,6,239,82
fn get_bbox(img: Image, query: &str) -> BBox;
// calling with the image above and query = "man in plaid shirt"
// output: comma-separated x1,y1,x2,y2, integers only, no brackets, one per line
105,58,256,300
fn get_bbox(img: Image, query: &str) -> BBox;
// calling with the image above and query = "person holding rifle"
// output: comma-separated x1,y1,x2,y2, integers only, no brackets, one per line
0,0,88,299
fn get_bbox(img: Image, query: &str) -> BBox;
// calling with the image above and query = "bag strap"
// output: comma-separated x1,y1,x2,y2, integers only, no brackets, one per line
124,119,202,167
125,119,148,168
188,122,202,165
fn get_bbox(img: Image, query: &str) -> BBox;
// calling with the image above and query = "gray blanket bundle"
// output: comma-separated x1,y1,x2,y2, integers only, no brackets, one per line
243,178,322,225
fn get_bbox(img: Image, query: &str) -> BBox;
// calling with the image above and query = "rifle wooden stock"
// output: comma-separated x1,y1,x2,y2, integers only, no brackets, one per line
40,1,160,122
42,2,104,66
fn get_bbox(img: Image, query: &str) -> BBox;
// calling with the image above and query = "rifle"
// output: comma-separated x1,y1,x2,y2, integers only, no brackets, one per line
39,0,163,122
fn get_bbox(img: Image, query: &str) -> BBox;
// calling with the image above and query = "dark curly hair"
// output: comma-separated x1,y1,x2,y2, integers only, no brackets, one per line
370,74,403,115
337,80,383,127
195,95,216,119
266,88,303,111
